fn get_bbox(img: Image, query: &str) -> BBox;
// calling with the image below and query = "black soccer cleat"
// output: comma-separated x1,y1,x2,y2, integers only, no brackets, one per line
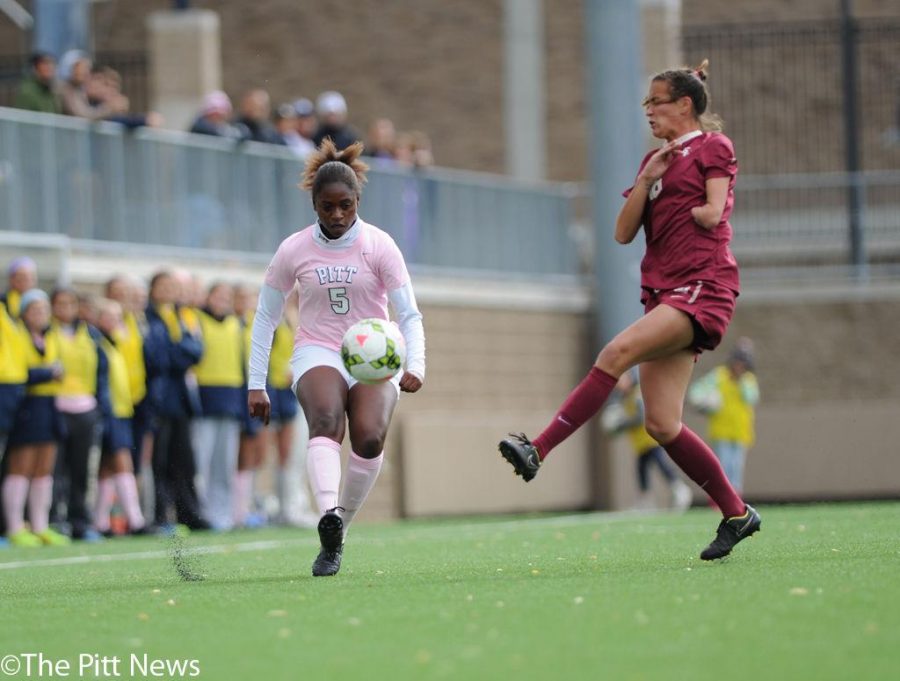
312,509,345,577
498,433,542,482
700,504,761,560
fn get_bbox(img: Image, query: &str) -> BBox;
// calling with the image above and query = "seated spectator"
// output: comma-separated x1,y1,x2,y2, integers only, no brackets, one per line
58,50,128,121
235,89,282,145
189,91,244,140
14,52,61,114
312,90,361,150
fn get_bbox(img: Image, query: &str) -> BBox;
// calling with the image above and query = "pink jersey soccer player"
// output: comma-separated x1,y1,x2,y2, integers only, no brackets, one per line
248,139,425,577
499,60,761,561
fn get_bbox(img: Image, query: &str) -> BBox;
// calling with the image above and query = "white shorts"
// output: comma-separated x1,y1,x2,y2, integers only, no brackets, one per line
289,344,401,395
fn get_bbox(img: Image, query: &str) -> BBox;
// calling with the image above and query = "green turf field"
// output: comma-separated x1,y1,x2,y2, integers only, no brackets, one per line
1,502,897,681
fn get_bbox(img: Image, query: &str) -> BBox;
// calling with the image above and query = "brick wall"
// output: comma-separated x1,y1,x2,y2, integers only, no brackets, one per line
1,1,896,180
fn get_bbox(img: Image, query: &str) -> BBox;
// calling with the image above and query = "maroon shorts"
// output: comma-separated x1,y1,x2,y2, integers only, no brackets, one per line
641,281,737,353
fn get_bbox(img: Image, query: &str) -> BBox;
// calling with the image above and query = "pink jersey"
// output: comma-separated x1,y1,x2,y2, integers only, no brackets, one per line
264,219,411,351
624,132,740,293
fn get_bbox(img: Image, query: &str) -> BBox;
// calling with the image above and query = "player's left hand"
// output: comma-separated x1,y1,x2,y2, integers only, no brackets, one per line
399,372,423,393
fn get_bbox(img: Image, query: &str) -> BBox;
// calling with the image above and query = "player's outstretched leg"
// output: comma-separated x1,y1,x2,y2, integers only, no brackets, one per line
312,508,344,577
497,433,541,482
700,504,761,560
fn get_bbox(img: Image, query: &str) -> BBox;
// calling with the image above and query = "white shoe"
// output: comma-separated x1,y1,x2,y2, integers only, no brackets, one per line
671,480,692,512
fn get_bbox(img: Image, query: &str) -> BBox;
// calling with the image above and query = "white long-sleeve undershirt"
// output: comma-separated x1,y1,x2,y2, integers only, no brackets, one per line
247,282,426,390
248,284,286,390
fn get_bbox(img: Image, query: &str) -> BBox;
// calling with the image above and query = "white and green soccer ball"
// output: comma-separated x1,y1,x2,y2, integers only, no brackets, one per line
341,318,406,384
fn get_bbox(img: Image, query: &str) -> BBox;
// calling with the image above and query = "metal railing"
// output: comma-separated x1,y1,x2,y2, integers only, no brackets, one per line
733,170,900,266
0,107,581,277
1,107,899,281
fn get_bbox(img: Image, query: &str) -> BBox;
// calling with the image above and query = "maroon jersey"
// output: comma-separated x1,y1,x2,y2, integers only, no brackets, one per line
624,132,740,293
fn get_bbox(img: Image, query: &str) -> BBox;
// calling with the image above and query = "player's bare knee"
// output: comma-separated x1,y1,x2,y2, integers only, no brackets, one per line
643,417,679,444
307,411,344,439
350,433,385,458
596,340,633,375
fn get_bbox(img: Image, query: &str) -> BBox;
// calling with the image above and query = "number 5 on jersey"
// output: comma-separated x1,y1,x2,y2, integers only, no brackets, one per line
329,287,350,314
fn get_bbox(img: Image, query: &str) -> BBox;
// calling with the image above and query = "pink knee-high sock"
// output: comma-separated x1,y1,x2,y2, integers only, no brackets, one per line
532,367,619,459
114,472,145,530
338,452,383,535
232,469,254,526
306,437,342,515
662,426,745,518
27,476,54,534
2,474,30,535
94,478,116,532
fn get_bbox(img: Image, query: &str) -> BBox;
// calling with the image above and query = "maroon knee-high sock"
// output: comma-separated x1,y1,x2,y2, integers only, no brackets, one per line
532,367,618,460
663,426,745,518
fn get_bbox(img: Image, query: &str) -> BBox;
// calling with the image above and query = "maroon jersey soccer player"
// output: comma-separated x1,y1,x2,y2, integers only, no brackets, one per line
499,60,761,561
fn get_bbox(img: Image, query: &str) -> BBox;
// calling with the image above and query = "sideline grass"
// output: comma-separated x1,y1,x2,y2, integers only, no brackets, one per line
1,502,898,681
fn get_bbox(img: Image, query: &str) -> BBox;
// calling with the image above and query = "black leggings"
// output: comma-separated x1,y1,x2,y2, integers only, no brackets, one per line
152,415,205,527
636,446,677,492
53,409,100,533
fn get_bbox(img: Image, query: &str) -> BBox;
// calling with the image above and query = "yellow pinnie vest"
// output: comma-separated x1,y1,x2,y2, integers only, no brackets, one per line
24,329,61,396
100,336,134,419
4,289,22,318
52,321,98,397
623,388,658,455
707,366,757,447
0,301,28,384
193,311,243,388
268,321,295,389
113,312,147,405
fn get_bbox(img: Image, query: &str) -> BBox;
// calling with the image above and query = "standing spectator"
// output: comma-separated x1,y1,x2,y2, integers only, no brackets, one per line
189,91,244,139
191,283,244,531
104,276,151,477
92,299,147,536
235,89,282,145
13,52,61,114
498,60,761,562
49,287,106,541
2,256,38,318
232,283,265,528
602,370,692,510
3,290,69,547
263,289,313,526
312,90,361,150
0,295,28,481
145,271,208,531
58,50,128,121
688,339,759,494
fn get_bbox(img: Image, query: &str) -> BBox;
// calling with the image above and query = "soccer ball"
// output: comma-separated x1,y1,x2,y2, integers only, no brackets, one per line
340,318,406,384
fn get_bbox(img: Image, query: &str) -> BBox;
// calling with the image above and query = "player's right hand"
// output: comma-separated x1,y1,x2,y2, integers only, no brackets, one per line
248,389,271,425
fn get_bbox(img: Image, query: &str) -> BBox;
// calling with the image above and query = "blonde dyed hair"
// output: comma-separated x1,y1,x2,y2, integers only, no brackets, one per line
300,138,369,202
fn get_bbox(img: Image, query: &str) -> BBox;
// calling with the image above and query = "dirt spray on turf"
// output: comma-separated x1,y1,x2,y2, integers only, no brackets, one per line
168,527,206,582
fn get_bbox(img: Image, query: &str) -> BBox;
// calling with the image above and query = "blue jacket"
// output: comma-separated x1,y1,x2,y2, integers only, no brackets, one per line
144,305,203,419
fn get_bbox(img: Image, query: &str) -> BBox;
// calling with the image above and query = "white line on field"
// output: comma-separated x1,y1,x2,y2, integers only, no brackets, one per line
0,509,677,571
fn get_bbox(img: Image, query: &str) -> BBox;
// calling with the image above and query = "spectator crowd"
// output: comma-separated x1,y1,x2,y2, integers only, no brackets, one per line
0,256,317,548
13,50,434,168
